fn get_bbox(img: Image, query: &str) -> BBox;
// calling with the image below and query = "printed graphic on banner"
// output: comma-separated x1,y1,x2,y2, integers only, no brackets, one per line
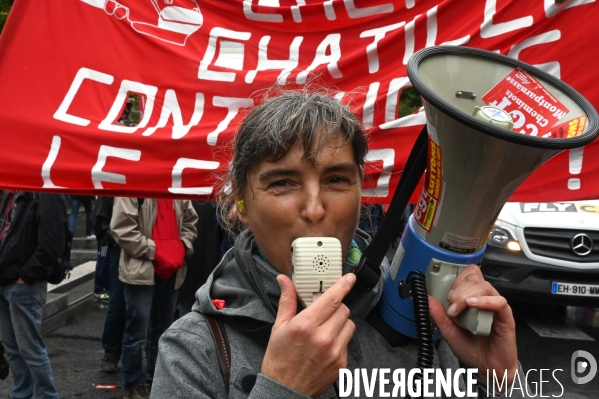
81,0,204,46
543,115,586,139
439,231,480,254
414,137,442,232
482,68,570,137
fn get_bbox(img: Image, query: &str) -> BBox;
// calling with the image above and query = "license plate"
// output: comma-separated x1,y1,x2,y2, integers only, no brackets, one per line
551,282,599,297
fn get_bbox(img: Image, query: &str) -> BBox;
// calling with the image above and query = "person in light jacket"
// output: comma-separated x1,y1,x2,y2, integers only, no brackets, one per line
111,197,197,399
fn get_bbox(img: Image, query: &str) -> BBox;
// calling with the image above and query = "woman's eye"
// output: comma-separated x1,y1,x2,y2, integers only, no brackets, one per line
269,180,290,188
328,176,350,185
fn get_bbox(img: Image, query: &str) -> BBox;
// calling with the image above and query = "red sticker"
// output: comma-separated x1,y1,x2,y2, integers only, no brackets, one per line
414,137,442,232
482,68,569,137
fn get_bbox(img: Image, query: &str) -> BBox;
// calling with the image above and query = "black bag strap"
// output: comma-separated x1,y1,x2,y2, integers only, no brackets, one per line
203,314,231,393
354,126,429,291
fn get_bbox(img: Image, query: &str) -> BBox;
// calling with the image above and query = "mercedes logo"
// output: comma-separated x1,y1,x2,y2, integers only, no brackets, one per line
571,233,593,256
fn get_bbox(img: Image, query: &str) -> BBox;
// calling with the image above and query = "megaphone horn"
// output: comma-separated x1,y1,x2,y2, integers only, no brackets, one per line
378,46,599,340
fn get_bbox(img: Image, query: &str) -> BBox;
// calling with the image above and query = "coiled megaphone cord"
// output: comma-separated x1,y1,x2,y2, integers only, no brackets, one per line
407,271,434,399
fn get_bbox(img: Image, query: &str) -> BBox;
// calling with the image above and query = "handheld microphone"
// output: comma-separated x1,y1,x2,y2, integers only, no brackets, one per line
291,237,343,307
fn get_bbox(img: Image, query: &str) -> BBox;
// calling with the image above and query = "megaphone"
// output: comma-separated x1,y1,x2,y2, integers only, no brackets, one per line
378,46,599,340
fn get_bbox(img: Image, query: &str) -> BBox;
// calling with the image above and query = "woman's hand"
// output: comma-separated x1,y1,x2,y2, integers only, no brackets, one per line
261,273,357,398
428,265,519,391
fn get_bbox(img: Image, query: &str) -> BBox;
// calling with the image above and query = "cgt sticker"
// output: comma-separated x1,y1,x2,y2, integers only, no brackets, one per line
414,137,443,232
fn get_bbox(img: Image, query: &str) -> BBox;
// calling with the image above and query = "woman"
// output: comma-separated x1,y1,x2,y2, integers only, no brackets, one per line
151,90,523,398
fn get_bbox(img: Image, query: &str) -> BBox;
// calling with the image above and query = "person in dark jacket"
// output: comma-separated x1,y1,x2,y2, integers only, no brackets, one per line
69,194,95,238
94,196,126,374
177,201,224,317
0,191,66,399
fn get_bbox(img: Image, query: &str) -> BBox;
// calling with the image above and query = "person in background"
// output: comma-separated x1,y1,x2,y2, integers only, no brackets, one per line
177,201,224,317
69,194,95,239
94,196,126,374
0,191,67,399
93,242,111,301
111,197,197,399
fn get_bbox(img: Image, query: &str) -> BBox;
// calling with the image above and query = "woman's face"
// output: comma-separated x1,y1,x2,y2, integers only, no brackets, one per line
238,135,362,275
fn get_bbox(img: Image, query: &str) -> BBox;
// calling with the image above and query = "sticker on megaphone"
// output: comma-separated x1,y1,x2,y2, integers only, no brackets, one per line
481,67,570,137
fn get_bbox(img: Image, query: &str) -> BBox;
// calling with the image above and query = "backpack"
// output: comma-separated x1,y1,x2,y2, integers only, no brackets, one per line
47,222,74,285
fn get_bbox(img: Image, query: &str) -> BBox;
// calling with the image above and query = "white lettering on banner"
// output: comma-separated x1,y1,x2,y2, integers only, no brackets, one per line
92,146,142,189
296,33,343,83
142,91,205,139
380,111,426,129
480,0,533,38
385,77,410,123
245,36,304,84
364,148,394,198
508,30,561,60
168,158,220,195
291,0,306,23
41,136,65,189
363,82,379,129
198,27,251,82
508,30,562,78
360,22,406,74
344,0,393,19
425,6,470,47
323,0,336,20
403,13,420,65
544,0,596,18
54,67,114,126
243,0,283,22
98,80,158,133
206,97,254,146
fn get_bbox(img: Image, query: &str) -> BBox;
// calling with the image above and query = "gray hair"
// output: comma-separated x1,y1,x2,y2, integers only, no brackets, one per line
217,88,369,236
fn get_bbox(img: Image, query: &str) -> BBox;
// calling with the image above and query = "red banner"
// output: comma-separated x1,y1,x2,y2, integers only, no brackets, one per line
0,0,598,202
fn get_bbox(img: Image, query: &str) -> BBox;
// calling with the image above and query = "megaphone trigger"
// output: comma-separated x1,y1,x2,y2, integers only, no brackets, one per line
425,259,493,336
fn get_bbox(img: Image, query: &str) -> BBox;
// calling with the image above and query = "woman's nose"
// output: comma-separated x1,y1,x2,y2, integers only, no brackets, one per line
300,189,326,223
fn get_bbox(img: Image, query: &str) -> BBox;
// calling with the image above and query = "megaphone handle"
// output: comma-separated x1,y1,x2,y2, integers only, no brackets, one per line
455,308,493,336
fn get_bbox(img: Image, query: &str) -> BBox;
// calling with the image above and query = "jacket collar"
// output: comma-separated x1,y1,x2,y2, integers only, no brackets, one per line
195,229,387,327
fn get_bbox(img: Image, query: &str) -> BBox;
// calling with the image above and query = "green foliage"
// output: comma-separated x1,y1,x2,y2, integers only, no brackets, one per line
397,87,423,118
0,0,13,36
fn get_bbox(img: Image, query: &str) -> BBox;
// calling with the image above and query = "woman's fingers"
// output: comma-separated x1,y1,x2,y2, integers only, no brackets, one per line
273,275,298,329
447,280,498,317
306,273,356,325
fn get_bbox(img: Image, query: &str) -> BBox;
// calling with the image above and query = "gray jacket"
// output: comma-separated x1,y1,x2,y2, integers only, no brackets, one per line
152,229,525,398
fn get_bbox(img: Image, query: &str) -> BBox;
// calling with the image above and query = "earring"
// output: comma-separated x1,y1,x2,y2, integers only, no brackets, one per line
237,200,245,212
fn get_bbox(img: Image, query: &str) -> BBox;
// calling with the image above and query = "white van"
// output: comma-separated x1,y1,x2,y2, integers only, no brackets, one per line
481,201,599,306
